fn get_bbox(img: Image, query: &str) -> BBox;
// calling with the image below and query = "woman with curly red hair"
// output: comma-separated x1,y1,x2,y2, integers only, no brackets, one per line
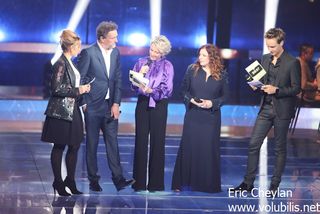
172,44,229,193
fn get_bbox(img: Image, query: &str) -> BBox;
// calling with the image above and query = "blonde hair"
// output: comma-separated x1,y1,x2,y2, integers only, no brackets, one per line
60,29,80,52
150,35,171,56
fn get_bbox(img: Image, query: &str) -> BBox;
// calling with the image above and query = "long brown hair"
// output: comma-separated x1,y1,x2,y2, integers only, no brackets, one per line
192,44,224,80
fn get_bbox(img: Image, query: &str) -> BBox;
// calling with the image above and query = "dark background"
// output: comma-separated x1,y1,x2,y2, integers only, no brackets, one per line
0,0,319,104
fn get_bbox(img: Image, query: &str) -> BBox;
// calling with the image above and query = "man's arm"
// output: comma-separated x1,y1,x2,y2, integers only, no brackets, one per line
113,49,122,105
276,59,301,97
77,48,91,106
111,49,122,119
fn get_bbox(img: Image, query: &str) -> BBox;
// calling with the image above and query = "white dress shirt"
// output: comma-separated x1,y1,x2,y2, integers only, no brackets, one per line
97,42,113,99
67,58,80,88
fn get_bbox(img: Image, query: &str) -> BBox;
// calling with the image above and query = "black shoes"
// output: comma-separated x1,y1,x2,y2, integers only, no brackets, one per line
115,178,136,191
233,182,254,192
89,181,103,192
268,184,279,196
89,178,135,192
64,177,83,195
52,180,71,196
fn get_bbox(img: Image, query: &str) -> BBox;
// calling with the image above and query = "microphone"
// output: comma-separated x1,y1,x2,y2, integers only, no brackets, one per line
140,58,153,76
145,58,153,66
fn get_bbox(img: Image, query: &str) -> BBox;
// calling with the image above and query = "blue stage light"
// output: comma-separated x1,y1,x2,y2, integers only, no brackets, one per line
51,31,63,43
150,0,162,38
127,33,149,47
195,35,207,47
0,30,6,41
51,0,90,65
263,0,279,54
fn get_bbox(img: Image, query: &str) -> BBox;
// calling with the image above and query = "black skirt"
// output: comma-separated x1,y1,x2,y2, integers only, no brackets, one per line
41,103,84,146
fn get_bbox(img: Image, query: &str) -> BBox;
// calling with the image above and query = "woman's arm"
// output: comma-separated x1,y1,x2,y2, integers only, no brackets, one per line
51,59,79,98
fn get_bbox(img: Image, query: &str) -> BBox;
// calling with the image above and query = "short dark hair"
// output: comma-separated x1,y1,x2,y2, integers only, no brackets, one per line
299,43,314,56
96,21,118,40
264,28,285,44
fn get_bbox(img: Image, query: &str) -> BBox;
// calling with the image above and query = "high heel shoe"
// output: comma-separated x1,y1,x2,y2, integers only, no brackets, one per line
52,180,71,196
64,177,83,195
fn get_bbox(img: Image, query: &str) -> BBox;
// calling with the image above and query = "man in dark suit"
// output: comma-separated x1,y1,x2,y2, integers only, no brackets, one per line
234,28,301,194
77,21,134,192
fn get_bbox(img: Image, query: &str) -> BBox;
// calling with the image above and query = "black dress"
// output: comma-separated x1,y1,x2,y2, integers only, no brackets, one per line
172,66,228,193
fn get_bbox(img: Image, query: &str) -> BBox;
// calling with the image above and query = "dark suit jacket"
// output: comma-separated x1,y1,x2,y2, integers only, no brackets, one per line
260,51,301,120
77,43,122,110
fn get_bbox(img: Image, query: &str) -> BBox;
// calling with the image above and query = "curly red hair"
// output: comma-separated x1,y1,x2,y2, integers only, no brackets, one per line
192,44,224,80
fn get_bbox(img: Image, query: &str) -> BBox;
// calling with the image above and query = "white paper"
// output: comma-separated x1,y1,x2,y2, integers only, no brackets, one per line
245,60,266,81
247,79,264,88
129,70,149,87
88,77,95,84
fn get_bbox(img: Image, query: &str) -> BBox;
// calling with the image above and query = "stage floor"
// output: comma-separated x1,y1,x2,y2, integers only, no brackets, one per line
0,100,319,213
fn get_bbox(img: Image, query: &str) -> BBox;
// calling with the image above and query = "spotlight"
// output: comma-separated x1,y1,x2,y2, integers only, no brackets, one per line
220,49,238,59
67,0,91,30
51,31,63,43
51,0,91,65
127,33,148,47
195,35,207,47
263,0,279,54
150,0,162,38
0,30,5,41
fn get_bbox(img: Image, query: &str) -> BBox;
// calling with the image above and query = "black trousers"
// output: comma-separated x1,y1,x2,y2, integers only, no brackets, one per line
132,95,168,191
244,103,291,186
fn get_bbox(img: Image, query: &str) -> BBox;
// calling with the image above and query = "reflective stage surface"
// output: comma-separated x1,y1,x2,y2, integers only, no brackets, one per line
0,100,319,213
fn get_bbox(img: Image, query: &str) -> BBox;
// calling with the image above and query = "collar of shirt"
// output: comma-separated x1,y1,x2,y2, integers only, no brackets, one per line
97,41,112,99
269,51,284,68
97,41,113,56
67,58,80,87
97,41,112,75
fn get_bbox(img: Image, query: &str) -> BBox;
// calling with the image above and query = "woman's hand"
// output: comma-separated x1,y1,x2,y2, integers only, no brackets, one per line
190,98,212,109
139,84,153,94
139,65,149,76
79,84,91,94
200,99,213,109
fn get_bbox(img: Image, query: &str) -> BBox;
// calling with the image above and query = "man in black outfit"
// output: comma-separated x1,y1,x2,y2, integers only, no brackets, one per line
234,28,301,194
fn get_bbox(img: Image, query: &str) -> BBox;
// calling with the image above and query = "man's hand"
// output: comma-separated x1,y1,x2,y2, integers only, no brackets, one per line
79,84,91,94
261,85,278,94
82,104,87,112
111,103,120,119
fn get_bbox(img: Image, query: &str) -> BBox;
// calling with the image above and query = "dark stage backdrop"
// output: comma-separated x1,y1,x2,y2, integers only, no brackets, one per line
0,0,320,104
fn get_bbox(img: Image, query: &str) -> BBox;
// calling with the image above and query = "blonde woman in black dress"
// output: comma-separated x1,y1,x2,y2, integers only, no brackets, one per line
172,44,229,193
41,30,91,196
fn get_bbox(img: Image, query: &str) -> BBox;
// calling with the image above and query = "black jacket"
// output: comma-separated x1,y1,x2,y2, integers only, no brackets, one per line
44,54,80,121
260,51,301,119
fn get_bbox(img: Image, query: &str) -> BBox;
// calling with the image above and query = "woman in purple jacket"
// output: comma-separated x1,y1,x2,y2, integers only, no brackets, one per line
131,35,174,192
